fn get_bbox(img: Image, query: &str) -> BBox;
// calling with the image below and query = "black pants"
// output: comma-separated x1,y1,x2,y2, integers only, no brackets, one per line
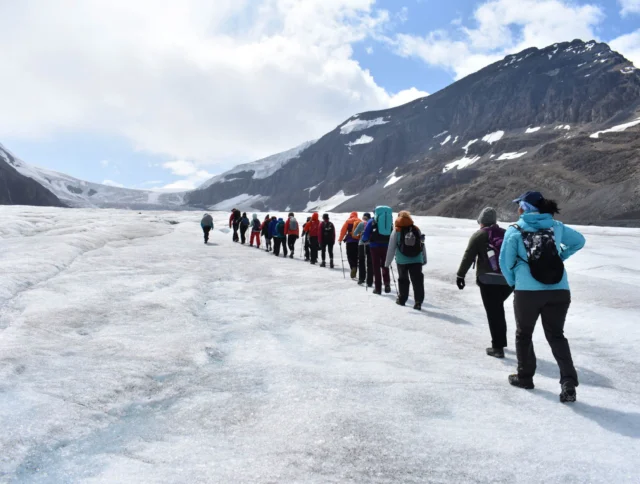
358,244,373,285
346,242,358,272
240,226,248,244
202,226,211,243
397,263,424,304
514,290,577,385
264,236,272,251
304,236,310,260
273,238,286,256
321,243,334,263
232,222,239,242
478,283,514,349
309,236,319,263
287,235,298,255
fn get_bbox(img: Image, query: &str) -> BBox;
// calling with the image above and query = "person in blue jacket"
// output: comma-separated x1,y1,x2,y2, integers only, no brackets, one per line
499,191,585,403
268,216,278,253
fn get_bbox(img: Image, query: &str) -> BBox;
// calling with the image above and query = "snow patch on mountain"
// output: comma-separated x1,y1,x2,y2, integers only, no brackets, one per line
305,191,357,212
525,127,541,133
462,139,478,154
443,155,481,173
208,193,267,211
482,131,504,144
384,172,404,188
555,125,571,130
440,135,452,146
590,118,640,139
339,117,388,135
497,151,528,160
346,135,374,147
199,141,316,189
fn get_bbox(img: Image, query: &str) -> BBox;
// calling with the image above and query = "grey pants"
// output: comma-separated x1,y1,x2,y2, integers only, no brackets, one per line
514,290,578,385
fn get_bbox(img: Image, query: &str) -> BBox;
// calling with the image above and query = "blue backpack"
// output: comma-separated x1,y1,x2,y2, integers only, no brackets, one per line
374,206,393,236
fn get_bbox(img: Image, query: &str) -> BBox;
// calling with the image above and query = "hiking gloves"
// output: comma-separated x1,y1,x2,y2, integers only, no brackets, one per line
456,277,465,290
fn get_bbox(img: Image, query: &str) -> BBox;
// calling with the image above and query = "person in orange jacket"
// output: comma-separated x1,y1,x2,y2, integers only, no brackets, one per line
284,212,300,259
307,212,321,264
339,211,362,279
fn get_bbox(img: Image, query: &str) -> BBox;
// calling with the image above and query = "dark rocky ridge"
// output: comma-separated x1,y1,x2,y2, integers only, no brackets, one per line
0,150,65,207
187,39,640,224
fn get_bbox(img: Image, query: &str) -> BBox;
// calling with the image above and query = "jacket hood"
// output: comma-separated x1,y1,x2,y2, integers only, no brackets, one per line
252,213,258,220
278,218,284,222
311,212,319,221
520,213,554,230
349,211,358,219
395,210,414,229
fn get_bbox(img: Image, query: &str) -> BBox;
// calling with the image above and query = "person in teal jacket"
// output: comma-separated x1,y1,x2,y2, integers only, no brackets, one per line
499,191,585,403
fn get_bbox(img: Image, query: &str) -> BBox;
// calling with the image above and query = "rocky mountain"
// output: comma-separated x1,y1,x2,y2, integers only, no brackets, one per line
0,144,186,210
187,39,640,224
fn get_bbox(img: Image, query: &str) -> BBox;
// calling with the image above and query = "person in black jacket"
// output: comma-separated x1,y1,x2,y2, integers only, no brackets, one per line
239,212,250,244
457,207,513,358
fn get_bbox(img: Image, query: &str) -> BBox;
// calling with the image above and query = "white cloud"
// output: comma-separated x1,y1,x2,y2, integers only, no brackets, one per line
366,46,374,54
162,160,213,189
102,179,125,188
388,87,429,107
611,30,640,67
0,0,423,168
394,0,605,79
619,0,640,16
100,159,109,167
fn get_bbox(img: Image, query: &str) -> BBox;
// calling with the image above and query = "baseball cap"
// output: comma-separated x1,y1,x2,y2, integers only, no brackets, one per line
513,191,544,206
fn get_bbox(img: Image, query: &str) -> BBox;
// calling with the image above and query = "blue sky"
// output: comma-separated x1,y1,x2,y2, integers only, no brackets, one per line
1,0,639,190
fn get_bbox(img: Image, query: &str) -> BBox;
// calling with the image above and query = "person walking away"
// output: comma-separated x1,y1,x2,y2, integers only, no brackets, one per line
354,213,374,286
302,217,312,261
229,208,241,242
499,191,585,403
307,212,321,264
239,212,250,244
318,213,336,268
457,207,513,359
201,213,214,244
261,215,272,252
285,212,300,259
250,214,262,248
274,217,288,257
269,216,279,255
339,211,362,279
385,211,426,310
363,206,394,293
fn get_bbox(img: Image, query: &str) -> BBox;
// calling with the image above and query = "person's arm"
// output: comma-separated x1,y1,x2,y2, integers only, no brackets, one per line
361,220,373,243
456,232,481,278
229,214,233,227
318,222,324,246
499,228,518,287
385,231,398,267
284,219,290,234
338,221,349,243
558,223,585,261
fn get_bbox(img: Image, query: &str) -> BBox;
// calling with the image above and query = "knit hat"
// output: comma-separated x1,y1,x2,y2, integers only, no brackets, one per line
477,207,497,225
363,212,371,220
322,213,329,221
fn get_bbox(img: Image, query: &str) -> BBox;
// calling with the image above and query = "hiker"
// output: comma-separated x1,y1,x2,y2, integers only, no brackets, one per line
250,214,262,248
229,208,241,242
284,212,300,259
200,213,214,244
239,212,250,244
363,206,393,293
456,207,513,359
339,211,362,279
268,216,278,253
318,213,336,268
354,213,373,287
500,191,585,403
385,211,426,310
261,215,272,252
273,217,288,257
307,212,320,264
302,217,312,261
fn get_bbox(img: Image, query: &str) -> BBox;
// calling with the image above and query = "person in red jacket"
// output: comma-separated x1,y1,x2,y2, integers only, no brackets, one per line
284,212,300,259
318,213,336,268
228,208,241,242
307,212,320,265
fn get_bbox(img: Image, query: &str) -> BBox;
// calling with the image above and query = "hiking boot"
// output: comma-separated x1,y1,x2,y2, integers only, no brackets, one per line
304,257,310,261
330,261,334,269
289,254,294,259
357,280,365,285
560,382,577,403
486,347,505,359
384,285,391,294
311,261,316,265
413,303,422,311
373,289,382,295
367,283,373,288
396,298,405,306
320,262,326,268
508,374,534,390
350,268,357,279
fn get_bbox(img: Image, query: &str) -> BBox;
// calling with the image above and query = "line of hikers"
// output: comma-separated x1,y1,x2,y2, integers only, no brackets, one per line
201,190,586,404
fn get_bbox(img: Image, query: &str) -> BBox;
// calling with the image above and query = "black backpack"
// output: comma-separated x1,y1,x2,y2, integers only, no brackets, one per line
513,225,565,285
323,222,335,241
369,220,391,244
398,226,422,257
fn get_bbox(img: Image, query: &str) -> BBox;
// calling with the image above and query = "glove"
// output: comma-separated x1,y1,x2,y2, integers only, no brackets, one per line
456,277,465,290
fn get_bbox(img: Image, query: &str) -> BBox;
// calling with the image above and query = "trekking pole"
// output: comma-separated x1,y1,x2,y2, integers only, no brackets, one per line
339,243,346,279
390,265,399,296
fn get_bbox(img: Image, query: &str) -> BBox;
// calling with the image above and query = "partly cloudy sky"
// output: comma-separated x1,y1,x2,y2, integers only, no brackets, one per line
1,0,639,190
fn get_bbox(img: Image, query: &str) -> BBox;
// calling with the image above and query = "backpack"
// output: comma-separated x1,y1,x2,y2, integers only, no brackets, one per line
276,221,285,237
233,209,241,221
398,226,422,257
374,206,393,236
513,225,565,285
482,226,506,273
289,218,299,232
348,220,362,240
240,217,249,228
323,222,335,241
252,219,261,231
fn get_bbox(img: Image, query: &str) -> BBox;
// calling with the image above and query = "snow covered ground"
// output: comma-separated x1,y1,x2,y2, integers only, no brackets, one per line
1,207,640,483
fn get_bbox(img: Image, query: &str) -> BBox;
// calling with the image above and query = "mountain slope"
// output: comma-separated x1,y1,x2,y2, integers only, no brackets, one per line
0,144,186,210
0,152,65,207
186,39,640,223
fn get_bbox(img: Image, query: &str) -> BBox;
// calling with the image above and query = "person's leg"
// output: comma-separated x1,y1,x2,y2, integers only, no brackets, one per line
305,238,310,261
396,264,410,303
479,284,509,349
328,243,334,267
370,246,386,292
273,238,280,256
310,237,318,263
540,291,578,386
358,244,366,283
408,264,424,304
240,228,246,244
321,244,326,262
514,291,543,382
233,224,239,242
282,238,288,257
366,245,373,286
381,250,391,291
256,232,261,248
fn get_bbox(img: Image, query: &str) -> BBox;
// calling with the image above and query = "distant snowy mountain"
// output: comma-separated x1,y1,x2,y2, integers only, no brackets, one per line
0,144,186,209
187,39,640,224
